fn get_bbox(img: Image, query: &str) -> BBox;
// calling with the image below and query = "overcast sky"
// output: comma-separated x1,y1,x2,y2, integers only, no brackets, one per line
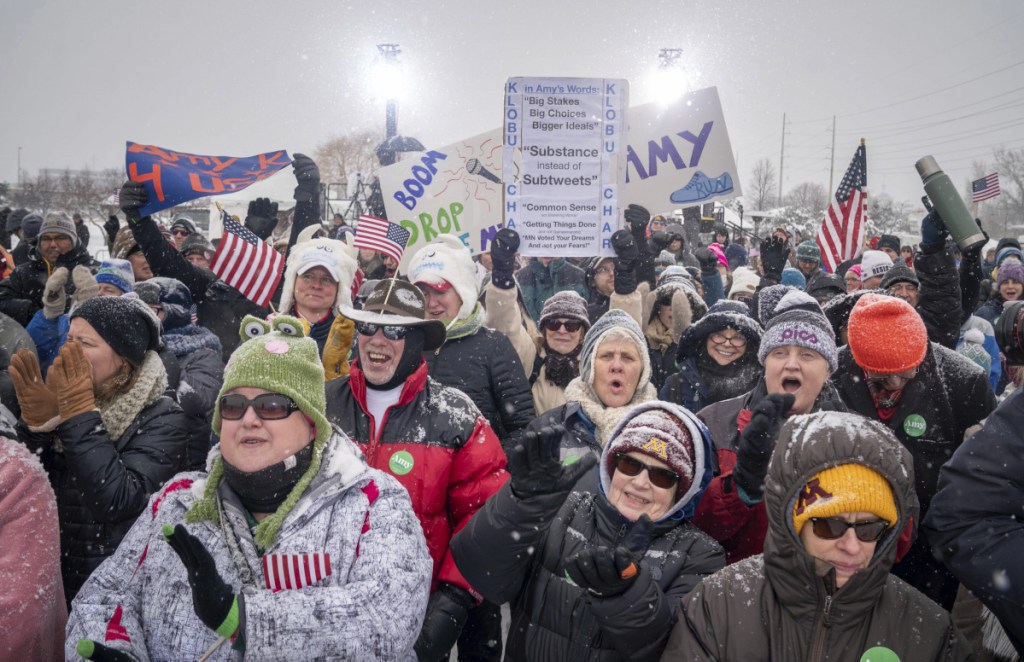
2,0,1023,209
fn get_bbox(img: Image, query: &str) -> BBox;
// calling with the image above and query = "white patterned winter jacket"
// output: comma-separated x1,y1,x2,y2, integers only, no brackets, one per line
66,429,433,661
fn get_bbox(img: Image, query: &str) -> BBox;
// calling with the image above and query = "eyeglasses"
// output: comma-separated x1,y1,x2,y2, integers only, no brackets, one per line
810,517,890,542
595,266,614,276
709,332,747,347
542,319,585,333
171,229,192,237
355,321,409,341
865,367,917,388
613,453,680,490
219,393,300,421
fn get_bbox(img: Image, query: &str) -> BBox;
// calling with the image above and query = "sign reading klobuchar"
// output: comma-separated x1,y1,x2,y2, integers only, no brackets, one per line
503,77,628,257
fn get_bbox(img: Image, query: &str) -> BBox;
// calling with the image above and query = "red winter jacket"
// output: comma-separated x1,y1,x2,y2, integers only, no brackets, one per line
325,360,508,597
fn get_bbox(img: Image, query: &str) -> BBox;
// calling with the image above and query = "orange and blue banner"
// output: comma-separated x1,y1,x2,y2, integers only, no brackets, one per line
125,141,292,217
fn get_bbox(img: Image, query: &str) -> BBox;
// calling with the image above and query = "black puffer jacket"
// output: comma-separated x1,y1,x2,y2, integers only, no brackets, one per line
914,243,963,349
19,390,187,602
424,326,534,454
452,403,724,662
832,342,995,609
0,243,99,325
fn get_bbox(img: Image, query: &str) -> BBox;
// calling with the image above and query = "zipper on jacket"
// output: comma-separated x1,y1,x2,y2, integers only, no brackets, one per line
808,593,834,662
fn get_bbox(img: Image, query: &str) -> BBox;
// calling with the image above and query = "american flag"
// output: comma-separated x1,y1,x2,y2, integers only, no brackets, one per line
210,211,284,307
817,141,867,273
354,214,411,264
262,552,331,591
971,172,1001,203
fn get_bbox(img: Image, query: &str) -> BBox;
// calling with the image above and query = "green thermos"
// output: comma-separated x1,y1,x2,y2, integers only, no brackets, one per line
915,155,986,252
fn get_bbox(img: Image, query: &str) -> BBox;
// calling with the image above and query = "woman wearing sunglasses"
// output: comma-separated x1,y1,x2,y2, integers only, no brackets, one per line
662,411,971,661
67,315,433,661
453,400,724,661
660,299,763,413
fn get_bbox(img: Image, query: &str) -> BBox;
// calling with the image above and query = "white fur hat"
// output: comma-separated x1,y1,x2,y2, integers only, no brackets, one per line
729,266,760,299
407,235,479,321
279,238,358,316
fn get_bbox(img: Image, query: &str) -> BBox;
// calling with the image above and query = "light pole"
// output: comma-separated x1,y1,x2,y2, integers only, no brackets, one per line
377,43,401,139
17,146,21,186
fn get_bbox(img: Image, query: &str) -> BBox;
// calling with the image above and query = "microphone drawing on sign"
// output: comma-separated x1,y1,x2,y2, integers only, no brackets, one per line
466,158,501,184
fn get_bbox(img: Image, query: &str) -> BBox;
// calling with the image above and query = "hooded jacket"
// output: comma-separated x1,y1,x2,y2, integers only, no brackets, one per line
661,412,971,661
452,401,724,662
66,430,433,661
515,257,589,322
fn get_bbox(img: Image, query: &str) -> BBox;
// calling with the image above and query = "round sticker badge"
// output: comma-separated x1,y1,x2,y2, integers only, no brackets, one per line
902,414,927,438
389,450,415,475
860,646,900,662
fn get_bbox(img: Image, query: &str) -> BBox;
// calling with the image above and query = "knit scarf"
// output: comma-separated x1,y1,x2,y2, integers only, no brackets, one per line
542,345,582,388
697,348,762,406
564,377,657,447
864,371,904,421
445,302,485,341
645,317,675,352
94,351,167,440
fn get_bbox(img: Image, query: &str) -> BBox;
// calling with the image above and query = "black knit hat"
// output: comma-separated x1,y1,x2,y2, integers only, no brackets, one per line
877,234,901,254
879,264,920,290
70,296,161,367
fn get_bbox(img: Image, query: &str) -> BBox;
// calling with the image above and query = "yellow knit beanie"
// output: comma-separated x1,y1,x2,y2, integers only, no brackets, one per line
792,464,897,535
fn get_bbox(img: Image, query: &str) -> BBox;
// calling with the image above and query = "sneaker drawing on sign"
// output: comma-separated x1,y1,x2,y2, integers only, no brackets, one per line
670,171,734,204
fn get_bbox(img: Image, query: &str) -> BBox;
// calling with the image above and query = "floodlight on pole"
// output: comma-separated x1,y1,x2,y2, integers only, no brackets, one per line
374,43,402,139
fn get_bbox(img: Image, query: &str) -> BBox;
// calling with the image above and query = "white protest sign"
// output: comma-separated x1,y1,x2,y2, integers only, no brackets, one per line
503,77,628,257
377,129,504,270
624,86,741,213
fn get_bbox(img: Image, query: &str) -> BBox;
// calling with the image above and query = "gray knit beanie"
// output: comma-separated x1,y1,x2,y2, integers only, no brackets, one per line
580,309,651,387
539,290,591,330
757,290,838,371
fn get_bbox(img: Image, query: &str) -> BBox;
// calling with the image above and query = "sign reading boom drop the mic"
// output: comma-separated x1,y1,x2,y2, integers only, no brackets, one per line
503,77,628,257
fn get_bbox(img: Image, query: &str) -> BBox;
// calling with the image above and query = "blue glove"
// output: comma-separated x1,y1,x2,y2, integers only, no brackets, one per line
921,210,949,247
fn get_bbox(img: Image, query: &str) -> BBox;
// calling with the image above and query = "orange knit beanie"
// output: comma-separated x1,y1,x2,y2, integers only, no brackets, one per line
848,293,927,374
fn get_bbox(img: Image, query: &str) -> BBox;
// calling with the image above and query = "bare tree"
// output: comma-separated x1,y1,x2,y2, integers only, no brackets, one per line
868,193,911,236
784,181,829,216
314,130,383,190
748,158,778,211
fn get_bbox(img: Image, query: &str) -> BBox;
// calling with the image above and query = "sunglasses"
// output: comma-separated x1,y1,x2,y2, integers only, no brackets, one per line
171,229,192,237
355,321,409,341
219,393,300,421
810,517,890,542
613,453,680,490
542,319,585,333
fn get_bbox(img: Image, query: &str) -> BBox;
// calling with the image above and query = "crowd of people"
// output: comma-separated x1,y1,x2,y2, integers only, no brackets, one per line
0,154,1021,661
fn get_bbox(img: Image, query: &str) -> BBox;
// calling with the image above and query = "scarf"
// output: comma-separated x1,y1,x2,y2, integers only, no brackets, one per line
445,302,485,341
94,351,167,439
542,345,582,388
222,442,314,514
697,347,762,406
864,370,905,421
645,317,675,352
564,377,657,447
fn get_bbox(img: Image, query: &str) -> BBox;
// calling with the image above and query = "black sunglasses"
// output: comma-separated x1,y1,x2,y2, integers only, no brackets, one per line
219,393,300,421
810,517,890,542
613,453,680,490
542,319,585,333
355,321,409,341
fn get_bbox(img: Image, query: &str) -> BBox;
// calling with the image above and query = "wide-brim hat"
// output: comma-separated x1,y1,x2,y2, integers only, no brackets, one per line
340,279,446,351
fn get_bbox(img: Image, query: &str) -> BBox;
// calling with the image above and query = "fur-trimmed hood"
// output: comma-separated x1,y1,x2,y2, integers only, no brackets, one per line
279,238,358,316
644,281,697,345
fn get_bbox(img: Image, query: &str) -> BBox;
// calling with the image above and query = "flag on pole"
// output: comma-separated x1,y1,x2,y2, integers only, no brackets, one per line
971,173,1001,203
817,140,868,273
354,214,411,264
210,208,284,307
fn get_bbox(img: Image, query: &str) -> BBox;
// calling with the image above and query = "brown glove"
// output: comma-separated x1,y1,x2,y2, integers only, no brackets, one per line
42,267,69,320
47,341,97,421
71,266,99,306
9,349,60,428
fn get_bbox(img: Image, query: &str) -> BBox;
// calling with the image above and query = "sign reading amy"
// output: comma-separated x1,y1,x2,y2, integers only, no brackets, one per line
503,77,628,257
378,129,504,270
624,86,740,211
125,142,292,217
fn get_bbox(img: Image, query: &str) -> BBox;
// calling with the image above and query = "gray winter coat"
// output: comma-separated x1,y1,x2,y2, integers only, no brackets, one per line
661,412,971,661
66,430,433,661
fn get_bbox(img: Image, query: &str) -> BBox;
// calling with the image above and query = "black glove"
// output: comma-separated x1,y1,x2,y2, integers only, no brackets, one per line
624,204,651,247
694,247,718,276
163,524,239,637
75,640,137,662
508,424,597,499
490,227,520,290
244,198,279,241
732,393,795,505
118,181,149,224
920,209,949,249
413,583,474,661
564,515,654,598
759,236,790,281
292,153,321,203
611,229,639,294
104,215,121,244
648,230,672,255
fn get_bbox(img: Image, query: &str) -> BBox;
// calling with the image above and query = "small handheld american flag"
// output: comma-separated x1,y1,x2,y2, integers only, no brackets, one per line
354,214,411,264
971,173,1000,203
210,208,284,307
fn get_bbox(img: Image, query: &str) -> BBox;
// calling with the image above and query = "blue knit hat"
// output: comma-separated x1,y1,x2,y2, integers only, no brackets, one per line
796,240,821,264
781,267,806,290
95,258,135,294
